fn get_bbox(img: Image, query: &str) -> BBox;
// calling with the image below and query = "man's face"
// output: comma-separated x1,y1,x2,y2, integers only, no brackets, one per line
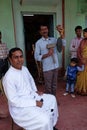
75,29,82,37
9,50,24,70
40,26,49,38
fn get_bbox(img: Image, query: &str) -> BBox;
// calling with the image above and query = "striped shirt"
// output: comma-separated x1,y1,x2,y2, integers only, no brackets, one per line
0,43,8,59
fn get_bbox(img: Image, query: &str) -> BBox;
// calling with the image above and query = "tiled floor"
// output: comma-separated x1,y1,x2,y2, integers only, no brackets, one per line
0,79,87,130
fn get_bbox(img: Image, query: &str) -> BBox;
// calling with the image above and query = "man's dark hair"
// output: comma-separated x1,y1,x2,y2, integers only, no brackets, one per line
9,47,23,58
0,31,1,35
75,26,82,32
70,58,78,64
39,24,48,30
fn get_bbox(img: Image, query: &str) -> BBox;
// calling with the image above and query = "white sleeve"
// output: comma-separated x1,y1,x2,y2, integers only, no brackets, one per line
34,42,43,61
77,65,84,71
2,77,36,107
27,70,37,92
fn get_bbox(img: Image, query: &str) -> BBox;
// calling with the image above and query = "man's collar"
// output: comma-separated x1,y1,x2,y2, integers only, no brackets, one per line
11,66,22,71
75,37,83,40
42,37,51,41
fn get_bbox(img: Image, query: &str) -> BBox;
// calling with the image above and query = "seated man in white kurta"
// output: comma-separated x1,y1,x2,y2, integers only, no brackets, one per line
2,47,59,130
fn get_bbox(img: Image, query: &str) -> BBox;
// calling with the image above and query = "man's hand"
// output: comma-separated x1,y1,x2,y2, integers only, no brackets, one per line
56,25,64,38
47,48,54,56
42,48,54,59
36,101,43,107
56,25,64,33
36,91,43,95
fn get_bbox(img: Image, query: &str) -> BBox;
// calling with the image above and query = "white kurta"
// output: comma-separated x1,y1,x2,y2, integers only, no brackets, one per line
2,66,59,130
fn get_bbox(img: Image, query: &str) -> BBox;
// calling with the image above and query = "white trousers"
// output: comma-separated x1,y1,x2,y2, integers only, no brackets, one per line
10,94,59,130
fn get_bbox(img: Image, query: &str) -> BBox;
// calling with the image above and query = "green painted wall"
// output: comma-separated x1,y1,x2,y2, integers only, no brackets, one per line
12,0,62,65
0,0,87,67
65,0,86,67
13,0,62,44
0,0,15,49
13,0,87,67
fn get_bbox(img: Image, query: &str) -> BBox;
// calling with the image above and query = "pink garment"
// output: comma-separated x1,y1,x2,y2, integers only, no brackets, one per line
70,37,83,58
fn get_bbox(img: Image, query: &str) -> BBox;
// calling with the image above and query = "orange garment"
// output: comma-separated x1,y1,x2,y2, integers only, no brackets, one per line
75,38,87,95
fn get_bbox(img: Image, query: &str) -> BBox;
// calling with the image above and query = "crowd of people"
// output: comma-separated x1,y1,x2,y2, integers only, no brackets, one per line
0,24,87,130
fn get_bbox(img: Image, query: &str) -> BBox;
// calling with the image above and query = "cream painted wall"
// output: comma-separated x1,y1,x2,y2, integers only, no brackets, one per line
0,0,15,49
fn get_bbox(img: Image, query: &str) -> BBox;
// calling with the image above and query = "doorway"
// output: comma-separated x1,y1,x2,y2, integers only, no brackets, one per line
23,14,54,79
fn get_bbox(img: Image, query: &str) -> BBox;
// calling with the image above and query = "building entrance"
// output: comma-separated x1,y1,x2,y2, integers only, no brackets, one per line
23,14,54,80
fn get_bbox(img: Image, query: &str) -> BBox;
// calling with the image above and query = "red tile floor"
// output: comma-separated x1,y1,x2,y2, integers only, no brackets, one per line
0,79,87,130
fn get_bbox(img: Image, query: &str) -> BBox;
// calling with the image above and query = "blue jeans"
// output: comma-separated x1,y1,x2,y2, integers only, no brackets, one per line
66,81,75,93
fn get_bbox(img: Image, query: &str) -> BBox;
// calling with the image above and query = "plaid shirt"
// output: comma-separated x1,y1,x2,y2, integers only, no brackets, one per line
0,43,8,59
